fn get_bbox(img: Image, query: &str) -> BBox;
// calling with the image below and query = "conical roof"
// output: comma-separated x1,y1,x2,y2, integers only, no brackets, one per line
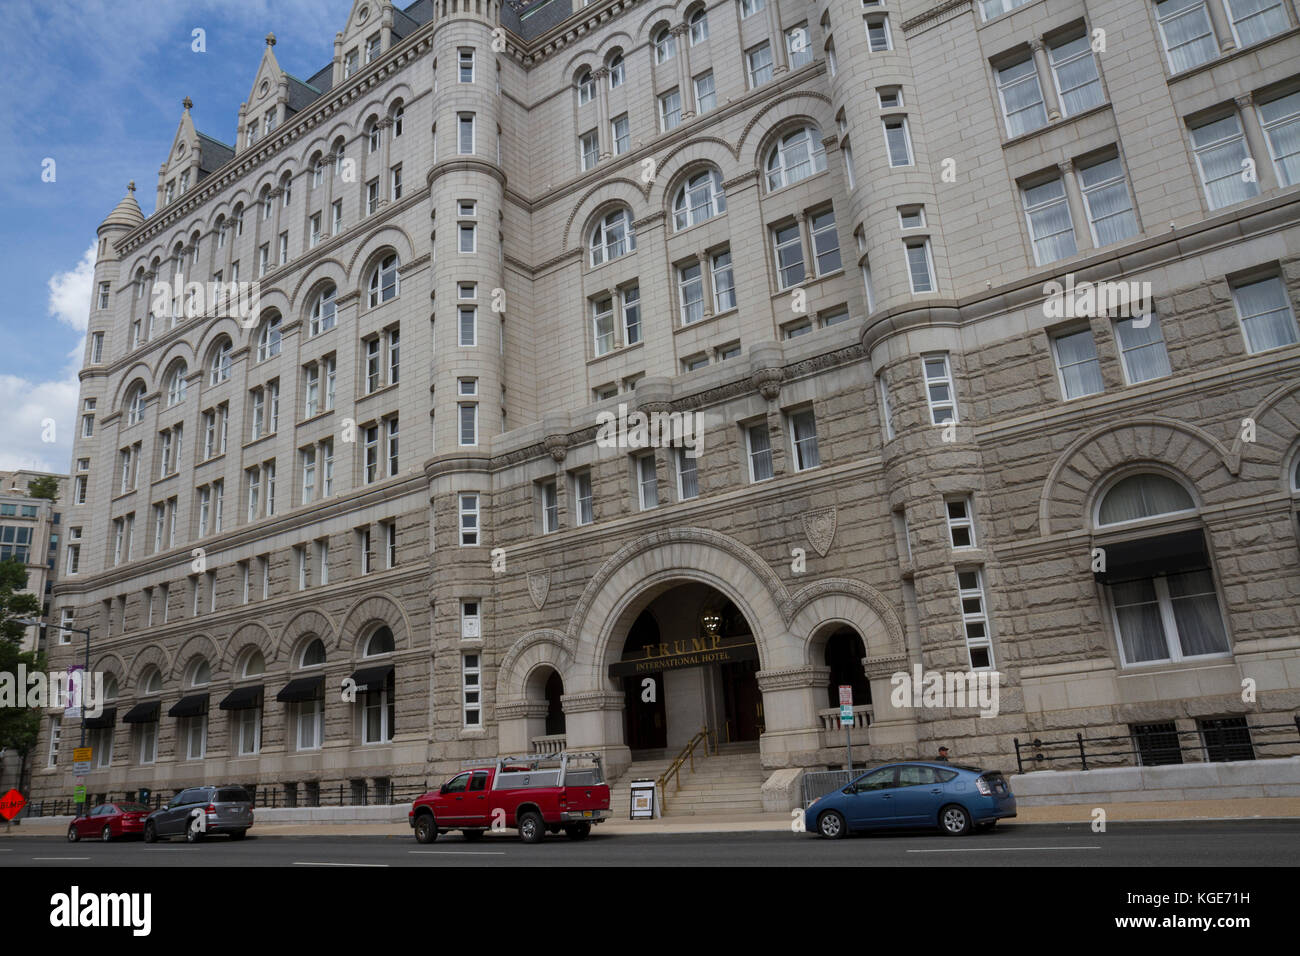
101,182,144,230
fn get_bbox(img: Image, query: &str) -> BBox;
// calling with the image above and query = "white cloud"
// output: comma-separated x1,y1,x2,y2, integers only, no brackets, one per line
46,242,97,332
0,368,79,473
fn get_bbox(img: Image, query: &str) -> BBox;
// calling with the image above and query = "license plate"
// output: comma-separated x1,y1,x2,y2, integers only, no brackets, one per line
582,810,592,818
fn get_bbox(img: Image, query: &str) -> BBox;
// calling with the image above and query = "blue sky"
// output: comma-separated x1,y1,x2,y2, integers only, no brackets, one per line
0,0,356,473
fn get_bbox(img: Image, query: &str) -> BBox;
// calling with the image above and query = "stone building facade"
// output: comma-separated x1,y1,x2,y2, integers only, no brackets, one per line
34,0,1300,805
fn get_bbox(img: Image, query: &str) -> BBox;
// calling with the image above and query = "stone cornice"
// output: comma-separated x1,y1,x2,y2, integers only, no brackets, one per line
757,665,830,692
901,0,972,36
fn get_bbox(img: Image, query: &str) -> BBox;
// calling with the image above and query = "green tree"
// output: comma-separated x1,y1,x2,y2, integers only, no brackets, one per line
26,476,59,502
0,559,44,801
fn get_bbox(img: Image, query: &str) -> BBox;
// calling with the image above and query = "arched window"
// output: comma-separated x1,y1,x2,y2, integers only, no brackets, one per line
257,312,282,361
190,231,201,266
1292,452,1300,491
1098,473,1195,526
189,659,211,687
368,254,399,307
103,674,119,701
653,26,676,64
215,215,227,248
125,384,146,425
242,650,266,677
333,138,348,176
260,185,273,220
364,626,395,656
577,69,596,106
301,638,326,668
141,667,163,695
165,363,188,407
391,102,405,137
766,125,827,191
607,52,625,88
309,285,337,335
689,7,709,44
280,172,293,207
673,169,726,230
208,338,232,385
589,208,636,266
367,118,382,153
310,153,325,188
232,203,244,237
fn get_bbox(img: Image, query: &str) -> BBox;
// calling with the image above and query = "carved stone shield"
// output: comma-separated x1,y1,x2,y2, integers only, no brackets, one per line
528,570,550,610
802,507,837,557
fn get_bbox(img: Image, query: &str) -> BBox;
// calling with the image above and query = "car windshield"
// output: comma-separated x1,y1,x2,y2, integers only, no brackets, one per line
116,803,149,812
215,788,249,802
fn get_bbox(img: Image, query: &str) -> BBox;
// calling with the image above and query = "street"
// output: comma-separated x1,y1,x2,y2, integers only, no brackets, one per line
1,820,1294,866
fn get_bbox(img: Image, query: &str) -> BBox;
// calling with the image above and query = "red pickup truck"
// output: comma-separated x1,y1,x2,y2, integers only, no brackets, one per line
410,752,611,844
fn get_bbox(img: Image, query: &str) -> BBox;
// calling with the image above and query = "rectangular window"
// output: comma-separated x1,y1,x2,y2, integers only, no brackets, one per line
1224,0,1289,47
905,240,935,293
1049,35,1104,116
611,114,630,155
678,261,704,325
573,471,594,525
458,113,475,154
366,338,381,392
740,0,765,17
460,493,480,546
459,305,478,347
1078,155,1138,246
459,403,478,446
384,520,397,568
946,496,977,548
746,43,773,88
540,481,559,533
278,232,289,265
302,446,317,503
810,210,841,276
622,286,641,345
773,223,805,289
786,26,813,68
363,425,379,483
694,72,716,113
592,296,615,356
1232,275,1300,353
883,116,913,167
1052,328,1105,398
391,164,403,201
1114,312,1172,383
659,89,682,132
388,328,400,385
923,353,958,424
789,408,820,471
637,454,658,510
864,15,892,52
957,569,995,668
462,654,481,726
676,447,699,500
879,375,894,440
48,716,61,767
1200,716,1255,762
1022,176,1077,265
746,422,774,482
459,222,477,253
332,200,343,234
997,57,1047,138
459,47,475,83
359,526,373,574
386,417,399,477
580,130,599,171
366,178,380,215
1259,91,1300,186
1108,559,1228,665
711,251,736,313
1190,114,1260,210
91,331,104,363
316,538,330,587
461,600,481,639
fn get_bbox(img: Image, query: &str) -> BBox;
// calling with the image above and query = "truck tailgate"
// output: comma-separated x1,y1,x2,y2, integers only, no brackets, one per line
563,784,610,814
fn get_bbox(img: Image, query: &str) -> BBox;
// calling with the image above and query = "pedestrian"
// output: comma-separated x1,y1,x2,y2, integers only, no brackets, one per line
936,746,950,762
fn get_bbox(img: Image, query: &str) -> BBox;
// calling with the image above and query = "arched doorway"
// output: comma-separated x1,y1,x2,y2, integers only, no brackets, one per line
822,626,870,709
523,664,567,751
544,671,565,736
611,582,763,755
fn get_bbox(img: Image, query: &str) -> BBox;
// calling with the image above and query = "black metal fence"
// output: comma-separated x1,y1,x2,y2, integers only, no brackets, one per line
1013,716,1300,774
17,779,432,819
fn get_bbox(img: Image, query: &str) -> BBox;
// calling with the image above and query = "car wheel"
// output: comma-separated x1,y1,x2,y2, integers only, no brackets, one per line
817,810,847,840
940,804,972,836
564,822,592,841
185,820,204,844
517,811,545,844
413,812,438,844
101,825,113,843
66,825,79,843
143,822,157,844
229,829,247,841
461,829,485,841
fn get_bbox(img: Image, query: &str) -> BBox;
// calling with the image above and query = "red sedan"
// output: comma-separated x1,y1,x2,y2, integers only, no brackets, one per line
66,802,151,842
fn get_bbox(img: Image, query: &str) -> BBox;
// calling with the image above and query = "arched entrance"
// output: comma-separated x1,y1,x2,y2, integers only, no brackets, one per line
523,664,566,751
611,583,763,755
822,626,870,710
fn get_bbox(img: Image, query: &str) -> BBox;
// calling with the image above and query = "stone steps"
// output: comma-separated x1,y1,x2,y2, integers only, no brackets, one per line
608,749,767,817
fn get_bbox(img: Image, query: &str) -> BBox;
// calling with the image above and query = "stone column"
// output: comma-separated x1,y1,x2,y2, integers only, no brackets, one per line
561,690,628,777
673,25,693,118
1030,39,1061,122
379,116,396,199
767,2,789,74
755,665,829,767
1236,92,1279,193
594,67,612,158
1060,159,1094,253
863,652,920,748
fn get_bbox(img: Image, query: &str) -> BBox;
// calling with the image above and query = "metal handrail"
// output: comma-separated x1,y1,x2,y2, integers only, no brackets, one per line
656,725,711,813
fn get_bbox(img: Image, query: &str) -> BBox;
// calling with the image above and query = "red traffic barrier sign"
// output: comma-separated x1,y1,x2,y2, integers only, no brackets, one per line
0,789,26,821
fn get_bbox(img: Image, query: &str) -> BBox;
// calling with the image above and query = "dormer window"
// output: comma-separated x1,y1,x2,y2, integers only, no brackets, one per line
165,180,175,204
366,34,381,64
264,107,277,134
344,48,360,78
179,170,190,194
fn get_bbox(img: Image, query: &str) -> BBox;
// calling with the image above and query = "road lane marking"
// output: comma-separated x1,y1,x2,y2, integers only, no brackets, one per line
409,850,507,855
32,857,90,861
906,846,1101,853
292,861,389,867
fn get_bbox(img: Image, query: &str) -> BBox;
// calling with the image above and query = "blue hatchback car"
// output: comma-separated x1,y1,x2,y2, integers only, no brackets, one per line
805,762,1016,838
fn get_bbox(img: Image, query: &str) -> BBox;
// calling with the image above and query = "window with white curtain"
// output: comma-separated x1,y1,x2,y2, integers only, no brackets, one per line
789,408,820,471
1114,312,1172,383
766,126,827,191
996,57,1047,137
1022,176,1077,265
1231,275,1299,352
1189,114,1260,210
1078,155,1138,246
1223,0,1290,48
746,423,773,482
1048,35,1104,116
1154,0,1218,73
1098,473,1195,525
1258,91,1300,186
1052,328,1104,399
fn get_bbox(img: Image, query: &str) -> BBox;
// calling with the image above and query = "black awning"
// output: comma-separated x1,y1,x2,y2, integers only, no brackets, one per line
1094,529,1208,583
348,664,394,693
122,701,160,724
276,675,324,702
167,693,209,718
83,707,116,729
219,685,264,711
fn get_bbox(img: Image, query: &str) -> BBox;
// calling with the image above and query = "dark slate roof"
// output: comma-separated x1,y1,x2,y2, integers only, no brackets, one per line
392,3,420,39
502,0,574,41
285,73,323,114
306,62,333,93
196,133,235,177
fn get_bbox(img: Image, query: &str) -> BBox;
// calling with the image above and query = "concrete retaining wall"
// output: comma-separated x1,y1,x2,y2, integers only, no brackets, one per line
1009,758,1300,805
9,803,414,829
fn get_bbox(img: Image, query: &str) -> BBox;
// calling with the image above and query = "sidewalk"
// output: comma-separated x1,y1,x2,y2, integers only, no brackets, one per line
5,796,1298,838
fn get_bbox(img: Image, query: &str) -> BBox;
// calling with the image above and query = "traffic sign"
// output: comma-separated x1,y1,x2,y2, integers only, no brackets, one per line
72,747,92,762
838,685,854,726
0,789,25,821
74,786,86,803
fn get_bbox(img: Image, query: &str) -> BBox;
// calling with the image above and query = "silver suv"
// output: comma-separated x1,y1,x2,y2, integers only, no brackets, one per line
143,786,254,843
